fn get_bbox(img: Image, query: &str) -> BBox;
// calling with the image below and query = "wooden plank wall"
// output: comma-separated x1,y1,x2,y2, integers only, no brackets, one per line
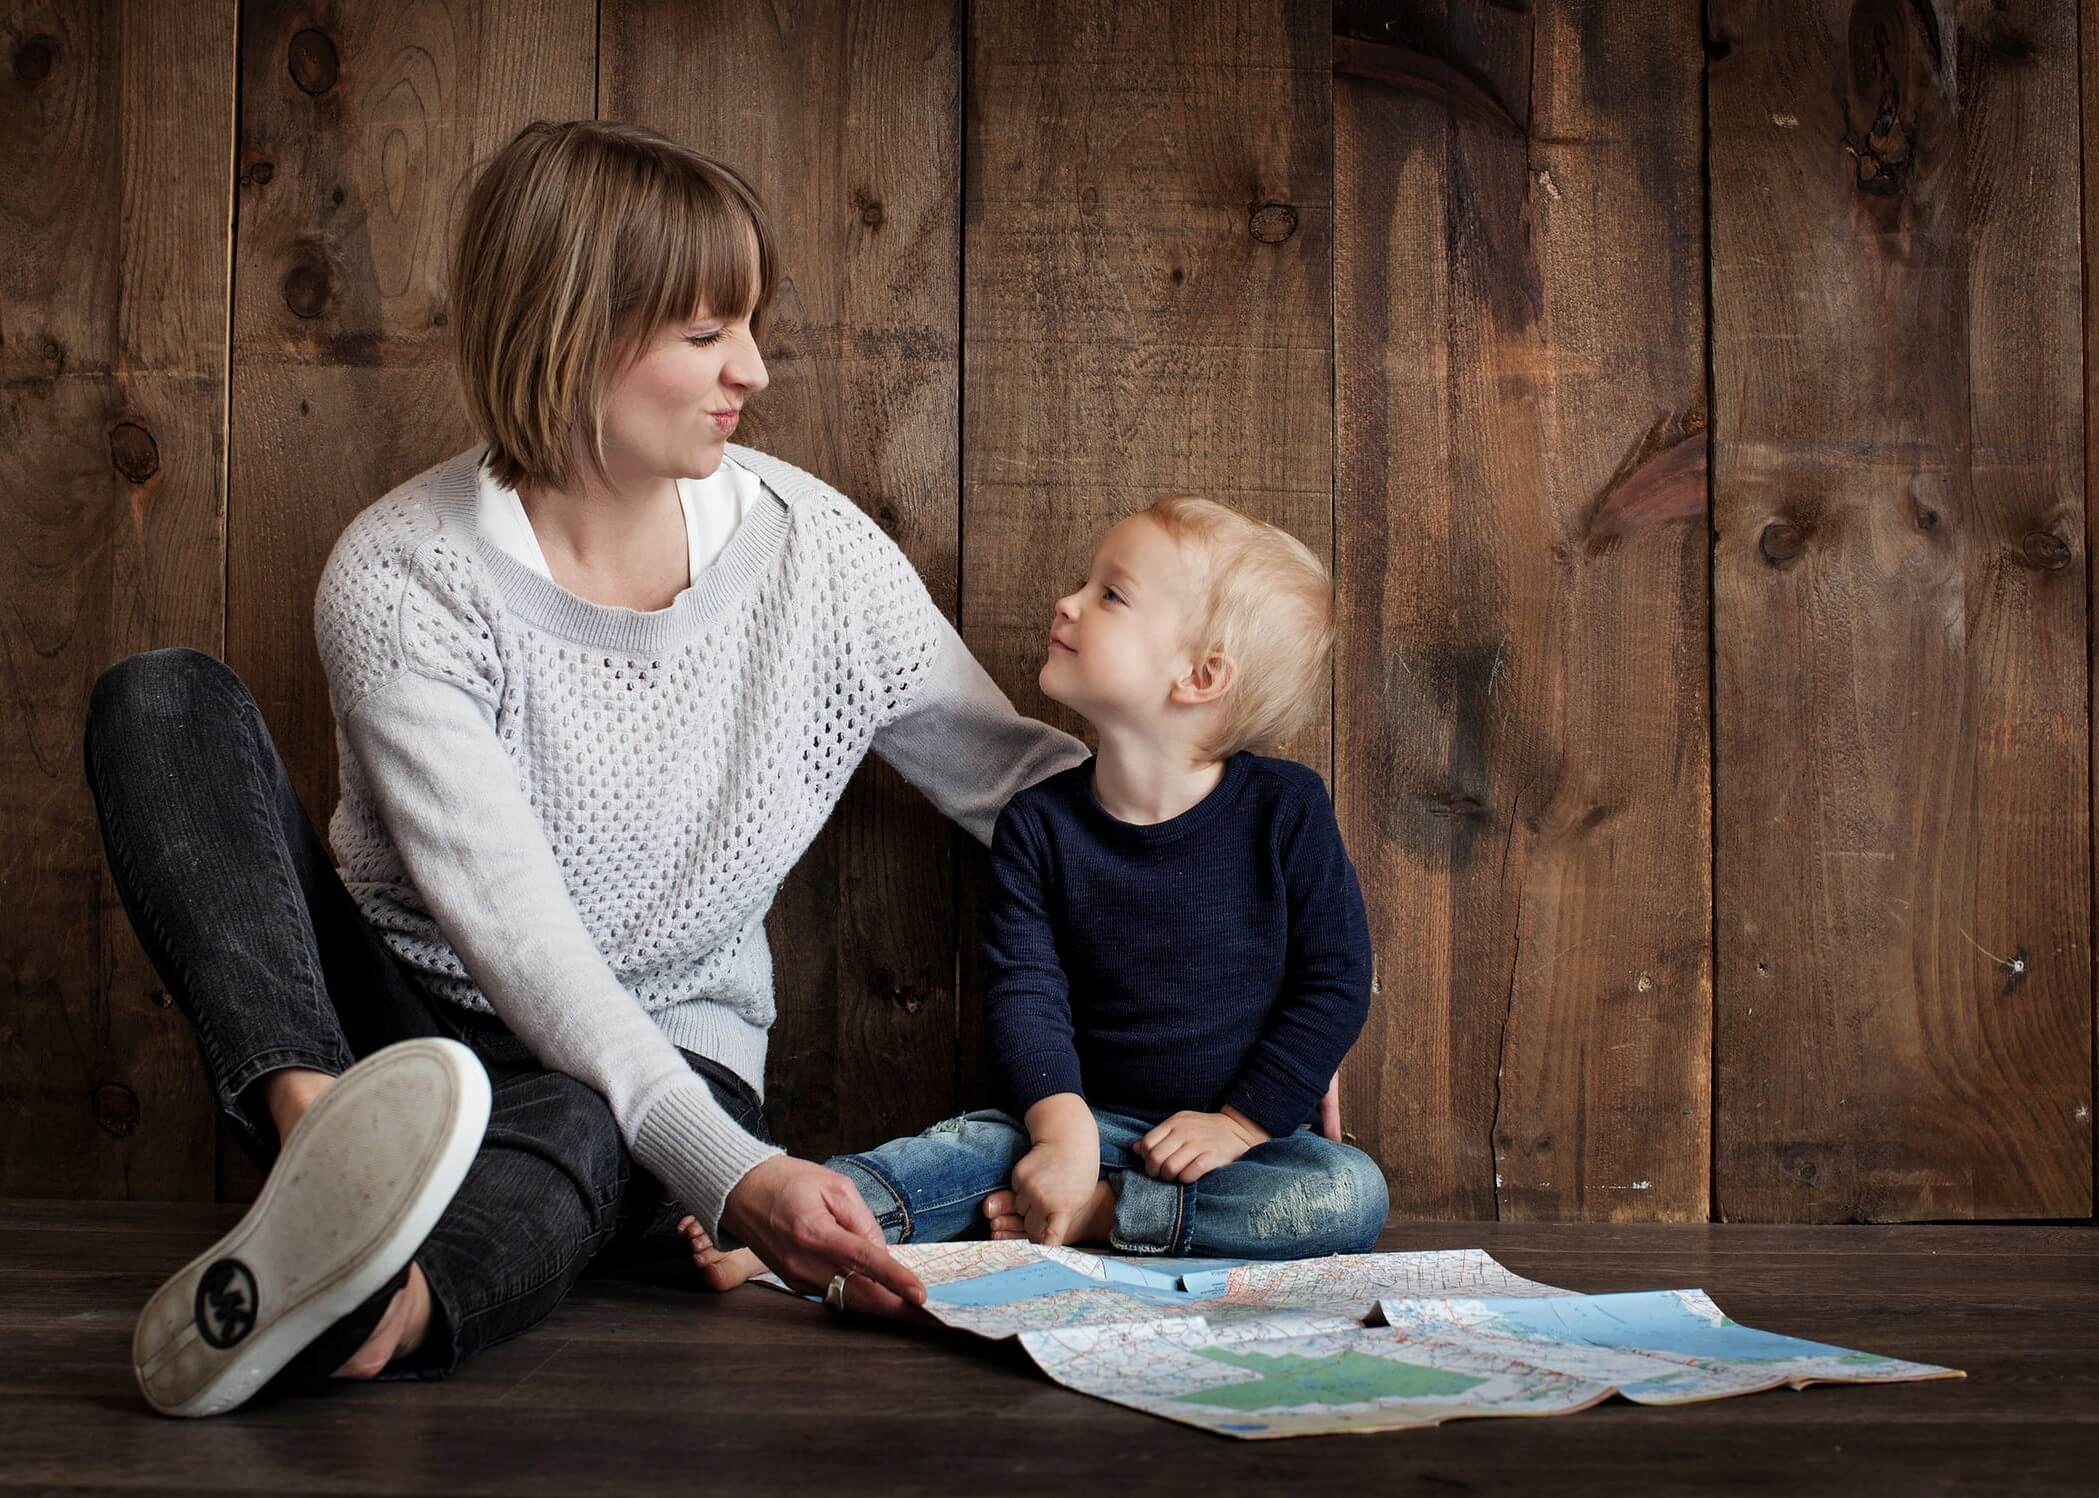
2,0,2091,1223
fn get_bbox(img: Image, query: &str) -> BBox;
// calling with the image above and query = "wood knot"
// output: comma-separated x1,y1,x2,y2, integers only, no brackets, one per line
1983,15,2036,64
855,191,885,229
2017,530,2071,571
288,27,339,95
94,1083,141,1138
240,159,275,187
13,33,55,82
1248,201,1299,243
1845,104,1913,197
868,966,926,1014
1421,789,1489,821
282,244,332,319
873,503,899,535
1758,519,1808,564
109,422,159,484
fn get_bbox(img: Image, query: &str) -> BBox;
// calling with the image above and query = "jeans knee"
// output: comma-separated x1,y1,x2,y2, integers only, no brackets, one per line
86,648,242,748
1247,1147,1389,1253
1342,1151,1391,1249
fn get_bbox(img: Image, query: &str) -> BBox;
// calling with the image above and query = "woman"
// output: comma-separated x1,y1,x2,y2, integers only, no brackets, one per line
85,119,1089,1417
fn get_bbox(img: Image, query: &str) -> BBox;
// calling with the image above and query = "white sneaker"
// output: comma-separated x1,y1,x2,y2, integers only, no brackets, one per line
132,1037,491,1417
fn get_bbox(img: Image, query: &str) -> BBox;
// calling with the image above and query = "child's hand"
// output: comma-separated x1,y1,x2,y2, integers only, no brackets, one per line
1009,1140,1101,1246
1135,1107,1270,1184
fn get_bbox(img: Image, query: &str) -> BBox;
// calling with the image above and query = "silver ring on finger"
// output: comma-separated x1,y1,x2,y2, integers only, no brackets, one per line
824,1269,856,1314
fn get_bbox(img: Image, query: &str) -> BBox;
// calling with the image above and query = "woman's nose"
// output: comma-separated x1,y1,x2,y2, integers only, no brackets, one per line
727,344,768,394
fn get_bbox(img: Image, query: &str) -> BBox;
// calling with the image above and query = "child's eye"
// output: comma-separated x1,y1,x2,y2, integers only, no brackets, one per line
1102,587,1123,604
686,330,725,348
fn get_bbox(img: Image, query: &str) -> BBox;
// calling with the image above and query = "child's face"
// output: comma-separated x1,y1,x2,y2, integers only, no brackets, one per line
1040,515,1210,729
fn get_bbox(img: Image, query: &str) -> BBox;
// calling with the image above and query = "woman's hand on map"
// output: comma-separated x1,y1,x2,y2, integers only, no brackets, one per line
1135,1107,1270,1184
719,1155,927,1316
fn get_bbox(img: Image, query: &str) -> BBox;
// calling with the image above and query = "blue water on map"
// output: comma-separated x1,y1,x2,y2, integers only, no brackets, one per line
1478,1291,1852,1365
927,1254,1257,1308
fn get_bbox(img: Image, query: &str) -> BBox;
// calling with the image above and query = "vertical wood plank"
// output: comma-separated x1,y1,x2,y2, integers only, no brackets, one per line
958,0,1335,1104
229,0,597,825
602,0,964,1160
1335,2,1713,1219
2086,0,2099,1223
1710,0,2091,1220
0,1,232,1199
225,1,596,1196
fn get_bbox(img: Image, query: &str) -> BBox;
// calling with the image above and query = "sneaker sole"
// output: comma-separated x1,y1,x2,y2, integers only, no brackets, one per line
132,1037,492,1417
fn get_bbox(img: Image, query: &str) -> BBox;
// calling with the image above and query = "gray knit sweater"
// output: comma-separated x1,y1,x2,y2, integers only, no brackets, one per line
312,443,1089,1240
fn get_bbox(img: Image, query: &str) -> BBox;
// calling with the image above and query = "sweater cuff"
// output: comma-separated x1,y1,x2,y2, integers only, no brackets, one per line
630,1077,785,1246
999,1047,1087,1117
1224,1075,1319,1143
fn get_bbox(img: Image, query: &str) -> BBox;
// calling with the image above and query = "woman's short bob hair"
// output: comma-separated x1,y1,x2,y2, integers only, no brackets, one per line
449,119,778,495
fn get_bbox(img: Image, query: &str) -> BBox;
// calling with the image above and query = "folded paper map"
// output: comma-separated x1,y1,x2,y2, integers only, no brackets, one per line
759,1243,1959,1439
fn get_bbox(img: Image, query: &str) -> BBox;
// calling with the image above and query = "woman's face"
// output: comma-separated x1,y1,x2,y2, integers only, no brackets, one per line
598,290,769,486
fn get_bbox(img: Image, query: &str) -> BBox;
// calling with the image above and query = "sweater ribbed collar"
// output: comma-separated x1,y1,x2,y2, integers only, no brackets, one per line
425,442,797,655
1078,750,1255,850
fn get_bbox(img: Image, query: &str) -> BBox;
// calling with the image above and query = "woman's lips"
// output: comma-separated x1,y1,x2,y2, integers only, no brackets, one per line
710,410,739,434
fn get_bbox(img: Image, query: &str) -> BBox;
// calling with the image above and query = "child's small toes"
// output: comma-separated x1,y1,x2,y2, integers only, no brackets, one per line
982,1191,1016,1219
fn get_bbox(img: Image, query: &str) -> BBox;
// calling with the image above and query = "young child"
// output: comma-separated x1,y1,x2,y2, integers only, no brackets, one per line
686,495,1385,1278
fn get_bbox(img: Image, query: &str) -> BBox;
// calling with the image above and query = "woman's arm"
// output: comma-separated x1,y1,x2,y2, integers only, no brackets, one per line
869,605,1091,847
340,672,783,1240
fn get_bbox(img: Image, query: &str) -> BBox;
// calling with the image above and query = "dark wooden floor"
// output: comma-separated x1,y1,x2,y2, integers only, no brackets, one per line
3,1204,2093,1495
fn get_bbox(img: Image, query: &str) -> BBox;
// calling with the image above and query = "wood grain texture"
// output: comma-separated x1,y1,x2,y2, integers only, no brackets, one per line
0,1,232,1199
5,1201,2095,1494
222,0,594,1198
601,0,964,1160
956,0,1335,1103
227,0,596,825
1710,0,2092,1220
1335,3,1713,1221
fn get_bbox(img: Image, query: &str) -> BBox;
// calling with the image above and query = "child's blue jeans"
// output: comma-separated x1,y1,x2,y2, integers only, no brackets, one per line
825,1106,1389,1259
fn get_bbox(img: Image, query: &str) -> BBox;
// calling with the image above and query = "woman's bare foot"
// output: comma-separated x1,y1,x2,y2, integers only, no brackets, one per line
982,1179,1116,1246
677,1215,766,1291
257,1066,433,1380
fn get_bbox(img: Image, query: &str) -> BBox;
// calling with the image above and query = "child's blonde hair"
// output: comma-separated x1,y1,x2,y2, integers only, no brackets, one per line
1139,497,1334,760
448,119,778,495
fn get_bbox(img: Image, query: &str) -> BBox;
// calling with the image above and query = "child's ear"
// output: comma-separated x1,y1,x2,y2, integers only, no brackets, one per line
1174,651,1235,705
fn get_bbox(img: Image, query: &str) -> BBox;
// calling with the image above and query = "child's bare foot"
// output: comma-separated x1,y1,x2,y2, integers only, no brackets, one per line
677,1215,766,1292
982,1180,1116,1246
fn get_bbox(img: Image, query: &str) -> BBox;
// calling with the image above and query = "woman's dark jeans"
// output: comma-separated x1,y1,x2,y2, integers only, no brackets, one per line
82,647,767,1381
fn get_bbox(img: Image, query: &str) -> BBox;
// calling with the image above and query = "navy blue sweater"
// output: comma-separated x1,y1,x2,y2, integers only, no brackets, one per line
982,750,1374,1140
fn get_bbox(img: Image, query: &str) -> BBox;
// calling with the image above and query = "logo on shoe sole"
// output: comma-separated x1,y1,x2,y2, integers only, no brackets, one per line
194,1259,258,1348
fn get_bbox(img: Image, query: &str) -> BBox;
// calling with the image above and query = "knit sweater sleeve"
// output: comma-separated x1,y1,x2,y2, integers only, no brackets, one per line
981,801,1085,1114
1221,774,1376,1139
849,508,1091,847
314,533,782,1244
